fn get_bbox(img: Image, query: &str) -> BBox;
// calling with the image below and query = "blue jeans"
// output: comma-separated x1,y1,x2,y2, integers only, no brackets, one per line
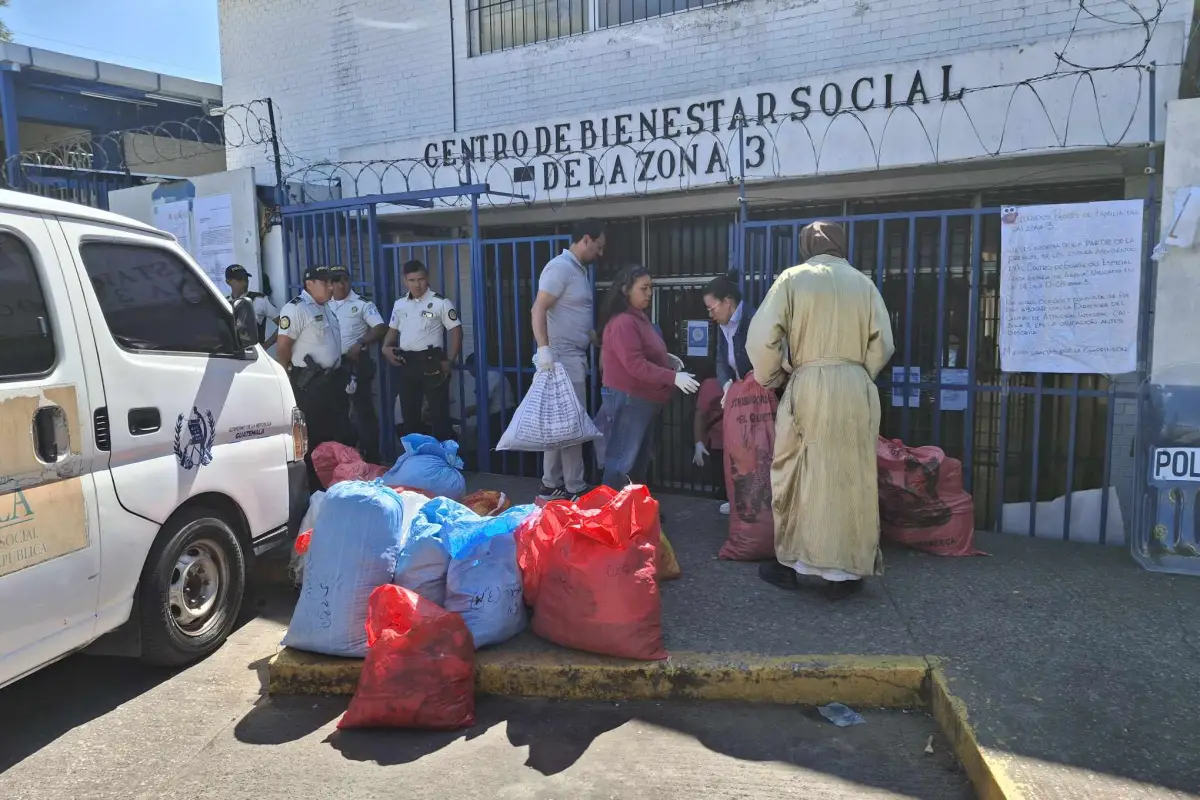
600,389,663,490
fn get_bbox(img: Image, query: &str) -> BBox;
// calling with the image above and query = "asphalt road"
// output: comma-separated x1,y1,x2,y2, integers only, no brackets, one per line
0,585,972,800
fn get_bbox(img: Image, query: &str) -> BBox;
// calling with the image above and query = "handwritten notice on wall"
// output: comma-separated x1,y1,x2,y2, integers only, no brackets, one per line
999,200,1143,374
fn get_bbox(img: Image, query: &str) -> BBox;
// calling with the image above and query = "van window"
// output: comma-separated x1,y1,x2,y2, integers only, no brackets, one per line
79,243,239,355
0,233,56,379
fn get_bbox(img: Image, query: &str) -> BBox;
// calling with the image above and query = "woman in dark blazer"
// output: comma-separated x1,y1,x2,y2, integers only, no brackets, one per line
703,271,754,400
702,271,756,515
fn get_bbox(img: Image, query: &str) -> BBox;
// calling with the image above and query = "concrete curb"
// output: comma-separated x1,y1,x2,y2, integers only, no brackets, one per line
267,646,1022,799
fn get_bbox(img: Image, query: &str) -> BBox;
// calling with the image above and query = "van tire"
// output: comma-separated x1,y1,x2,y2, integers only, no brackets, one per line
137,507,246,667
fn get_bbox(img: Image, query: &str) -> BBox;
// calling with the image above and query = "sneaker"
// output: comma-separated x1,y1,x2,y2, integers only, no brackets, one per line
568,487,593,502
537,485,569,502
719,502,730,515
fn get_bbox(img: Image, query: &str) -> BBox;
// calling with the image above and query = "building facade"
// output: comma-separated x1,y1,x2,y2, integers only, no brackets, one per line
219,0,1193,539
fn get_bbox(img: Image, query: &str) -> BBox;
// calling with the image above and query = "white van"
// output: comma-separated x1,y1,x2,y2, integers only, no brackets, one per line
0,190,308,689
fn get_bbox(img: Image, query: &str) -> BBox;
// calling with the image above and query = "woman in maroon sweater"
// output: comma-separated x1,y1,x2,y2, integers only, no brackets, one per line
598,266,699,489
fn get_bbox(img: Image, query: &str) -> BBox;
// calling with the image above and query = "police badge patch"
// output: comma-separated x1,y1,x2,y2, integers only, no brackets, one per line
173,407,217,470
448,308,459,321
279,316,291,330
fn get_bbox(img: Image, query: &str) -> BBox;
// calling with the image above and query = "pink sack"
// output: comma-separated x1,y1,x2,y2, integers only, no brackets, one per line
720,373,778,561
311,442,389,489
876,437,985,557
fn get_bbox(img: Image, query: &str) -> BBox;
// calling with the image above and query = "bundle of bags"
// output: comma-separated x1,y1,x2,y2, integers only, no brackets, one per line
310,434,466,498
283,481,533,658
876,437,984,557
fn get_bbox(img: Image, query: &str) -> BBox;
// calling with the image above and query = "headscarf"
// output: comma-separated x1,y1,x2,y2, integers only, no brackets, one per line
799,221,847,261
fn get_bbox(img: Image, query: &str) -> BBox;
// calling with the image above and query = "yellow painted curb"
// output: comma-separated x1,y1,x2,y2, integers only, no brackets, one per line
267,646,1016,800
928,666,1025,800
268,647,927,707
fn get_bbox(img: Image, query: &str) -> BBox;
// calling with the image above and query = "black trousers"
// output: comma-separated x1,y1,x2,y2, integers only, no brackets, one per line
293,368,350,489
395,348,455,443
347,354,381,463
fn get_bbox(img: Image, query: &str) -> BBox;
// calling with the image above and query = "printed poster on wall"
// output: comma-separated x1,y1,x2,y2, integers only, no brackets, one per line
193,194,236,287
999,200,1143,374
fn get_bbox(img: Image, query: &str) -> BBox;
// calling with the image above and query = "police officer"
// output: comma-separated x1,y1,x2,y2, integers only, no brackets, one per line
275,265,348,486
326,265,388,463
382,259,462,442
225,264,279,347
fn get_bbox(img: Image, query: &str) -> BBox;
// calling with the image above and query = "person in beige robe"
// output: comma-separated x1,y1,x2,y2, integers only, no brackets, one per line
745,221,895,600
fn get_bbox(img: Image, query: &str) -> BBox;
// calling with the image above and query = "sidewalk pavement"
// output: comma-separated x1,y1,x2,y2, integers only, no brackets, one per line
270,472,1200,800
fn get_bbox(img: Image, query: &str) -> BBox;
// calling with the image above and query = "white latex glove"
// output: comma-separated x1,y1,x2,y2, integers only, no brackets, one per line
674,371,700,395
533,346,554,372
692,441,709,467
720,379,733,409
666,353,685,372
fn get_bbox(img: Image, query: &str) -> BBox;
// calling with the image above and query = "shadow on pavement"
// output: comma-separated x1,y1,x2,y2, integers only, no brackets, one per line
0,655,180,774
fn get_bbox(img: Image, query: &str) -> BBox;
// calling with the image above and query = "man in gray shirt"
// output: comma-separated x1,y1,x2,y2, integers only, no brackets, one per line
531,219,606,501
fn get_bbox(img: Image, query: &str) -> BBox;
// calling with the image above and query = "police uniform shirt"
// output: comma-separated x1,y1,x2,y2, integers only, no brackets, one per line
227,292,279,327
327,291,385,355
388,290,461,352
277,290,343,369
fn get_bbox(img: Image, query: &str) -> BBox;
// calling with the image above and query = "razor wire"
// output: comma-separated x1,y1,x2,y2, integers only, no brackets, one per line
278,61,1159,212
1,98,281,182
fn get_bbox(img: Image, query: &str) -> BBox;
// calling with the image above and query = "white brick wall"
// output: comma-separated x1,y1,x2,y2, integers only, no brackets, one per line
219,0,1192,172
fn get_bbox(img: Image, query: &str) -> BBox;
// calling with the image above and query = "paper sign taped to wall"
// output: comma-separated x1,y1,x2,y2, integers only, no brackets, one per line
686,320,710,357
999,200,1143,374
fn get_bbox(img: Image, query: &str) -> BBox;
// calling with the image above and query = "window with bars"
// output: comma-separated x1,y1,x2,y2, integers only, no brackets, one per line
468,0,733,56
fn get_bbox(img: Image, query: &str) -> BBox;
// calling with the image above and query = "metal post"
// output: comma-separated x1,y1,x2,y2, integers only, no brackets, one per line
1128,62,1161,543
737,113,748,280
267,99,285,212
0,65,22,189
469,193,491,473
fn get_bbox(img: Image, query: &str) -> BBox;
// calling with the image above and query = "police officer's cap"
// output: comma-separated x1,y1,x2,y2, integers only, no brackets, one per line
225,264,251,281
327,265,350,281
303,265,333,282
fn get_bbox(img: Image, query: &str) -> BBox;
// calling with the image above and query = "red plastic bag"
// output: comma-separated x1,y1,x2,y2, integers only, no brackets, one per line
294,529,312,555
312,442,389,489
720,374,778,561
338,585,476,730
531,485,667,661
876,437,985,557
515,507,553,606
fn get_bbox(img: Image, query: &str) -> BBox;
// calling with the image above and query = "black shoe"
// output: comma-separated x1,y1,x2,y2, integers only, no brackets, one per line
823,579,863,601
758,561,799,591
538,485,569,502
568,487,593,502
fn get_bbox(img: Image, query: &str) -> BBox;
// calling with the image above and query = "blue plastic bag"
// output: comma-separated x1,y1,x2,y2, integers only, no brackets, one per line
282,481,409,657
392,500,452,606
416,498,533,648
383,434,467,500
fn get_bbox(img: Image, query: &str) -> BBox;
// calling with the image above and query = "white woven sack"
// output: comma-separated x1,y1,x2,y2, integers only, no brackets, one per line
495,363,602,451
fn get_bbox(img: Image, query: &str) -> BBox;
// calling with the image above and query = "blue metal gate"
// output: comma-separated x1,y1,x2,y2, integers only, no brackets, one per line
743,210,1139,542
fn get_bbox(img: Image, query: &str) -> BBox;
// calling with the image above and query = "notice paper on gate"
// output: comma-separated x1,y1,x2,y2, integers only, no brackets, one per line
999,200,1143,375
1152,448,1200,482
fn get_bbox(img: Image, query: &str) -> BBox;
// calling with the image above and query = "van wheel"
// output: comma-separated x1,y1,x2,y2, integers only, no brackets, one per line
138,507,246,667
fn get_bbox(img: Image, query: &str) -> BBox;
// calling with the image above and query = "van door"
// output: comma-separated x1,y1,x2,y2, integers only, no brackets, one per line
0,213,102,688
54,222,292,544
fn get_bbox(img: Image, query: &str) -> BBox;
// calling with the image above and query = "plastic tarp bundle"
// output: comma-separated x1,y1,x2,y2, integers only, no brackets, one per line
283,482,414,657
720,374,778,561
338,585,476,730
496,363,602,452
311,442,389,490
877,437,984,557
383,434,467,500
411,498,532,649
529,485,667,661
